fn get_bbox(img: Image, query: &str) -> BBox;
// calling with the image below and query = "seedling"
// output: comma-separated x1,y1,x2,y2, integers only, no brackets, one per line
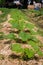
19,32,32,41
28,41,43,56
22,48,35,60
11,44,23,53
5,33,16,40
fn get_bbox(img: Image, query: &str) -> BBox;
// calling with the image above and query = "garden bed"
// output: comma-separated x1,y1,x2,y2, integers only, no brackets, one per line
0,8,43,65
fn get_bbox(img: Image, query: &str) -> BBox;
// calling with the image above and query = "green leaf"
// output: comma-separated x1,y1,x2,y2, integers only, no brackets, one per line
31,36,39,42
28,41,40,51
30,30,37,35
26,23,35,30
23,48,34,59
28,41,43,56
19,32,31,41
9,20,19,29
18,20,26,30
5,33,16,40
10,19,26,30
37,50,43,56
11,44,23,53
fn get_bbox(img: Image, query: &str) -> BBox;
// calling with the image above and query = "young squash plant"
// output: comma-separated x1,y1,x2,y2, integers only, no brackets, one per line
22,48,35,60
30,36,39,43
11,44,35,59
5,33,16,40
25,22,35,30
11,44,23,53
9,19,26,31
28,41,43,56
19,32,32,42
9,20,19,29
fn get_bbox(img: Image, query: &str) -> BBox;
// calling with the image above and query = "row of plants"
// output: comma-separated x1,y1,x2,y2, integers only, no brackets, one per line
9,9,43,59
11,43,43,60
0,9,43,60
0,20,43,60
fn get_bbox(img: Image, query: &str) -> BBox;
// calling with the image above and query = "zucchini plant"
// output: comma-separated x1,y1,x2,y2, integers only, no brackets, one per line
19,31,32,41
4,33,16,40
22,48,35,60
11,44,35,59
28,41,43,56
9,19,26,30
11,44,23,53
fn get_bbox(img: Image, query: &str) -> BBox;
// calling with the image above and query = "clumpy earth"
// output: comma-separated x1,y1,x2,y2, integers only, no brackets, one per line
0,8,43,65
